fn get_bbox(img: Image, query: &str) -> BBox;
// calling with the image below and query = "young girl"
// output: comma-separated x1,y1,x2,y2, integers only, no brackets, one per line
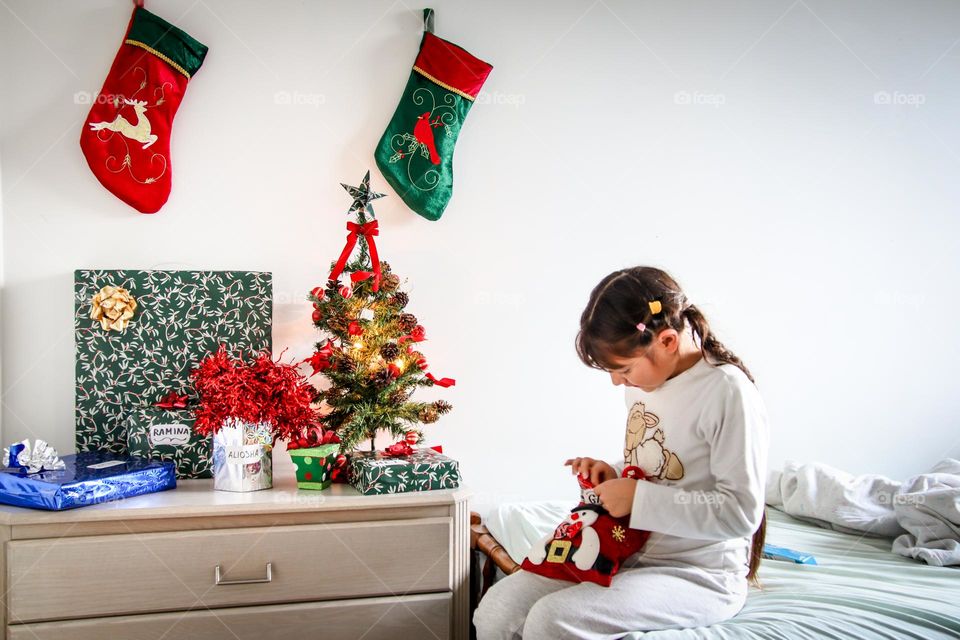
473,266,769,639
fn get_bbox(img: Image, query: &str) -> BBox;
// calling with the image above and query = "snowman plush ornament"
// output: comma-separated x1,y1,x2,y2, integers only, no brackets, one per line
527,503,605,571
521,467,651,587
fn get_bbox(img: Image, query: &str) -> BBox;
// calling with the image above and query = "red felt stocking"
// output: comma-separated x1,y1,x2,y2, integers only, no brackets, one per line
80,4,208,213
521,467,651,586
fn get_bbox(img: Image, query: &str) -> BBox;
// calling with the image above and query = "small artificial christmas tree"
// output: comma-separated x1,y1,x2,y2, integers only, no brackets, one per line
305,171,455,462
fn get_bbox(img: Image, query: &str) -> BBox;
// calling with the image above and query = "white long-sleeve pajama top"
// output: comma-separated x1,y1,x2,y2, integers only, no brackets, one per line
611,356,769,575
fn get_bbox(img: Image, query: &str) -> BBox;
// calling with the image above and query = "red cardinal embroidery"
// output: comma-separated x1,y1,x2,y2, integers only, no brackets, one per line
413,111,441,165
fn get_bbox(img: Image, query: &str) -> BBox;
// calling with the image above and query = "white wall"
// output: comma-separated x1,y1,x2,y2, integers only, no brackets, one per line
2,1,959,516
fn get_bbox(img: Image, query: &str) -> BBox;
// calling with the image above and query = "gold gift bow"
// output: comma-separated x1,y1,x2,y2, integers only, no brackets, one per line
89,285,137,332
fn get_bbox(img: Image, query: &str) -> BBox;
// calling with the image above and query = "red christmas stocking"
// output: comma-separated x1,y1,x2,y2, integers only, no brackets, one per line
80,5,208,214
521,467,651,586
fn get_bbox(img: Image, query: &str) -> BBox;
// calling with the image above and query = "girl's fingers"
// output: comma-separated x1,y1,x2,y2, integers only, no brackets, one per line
564,457,600,476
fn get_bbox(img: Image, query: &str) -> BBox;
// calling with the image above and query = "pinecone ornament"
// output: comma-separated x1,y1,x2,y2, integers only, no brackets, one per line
322,387,343,402
379,342,401,361
336,357,357,374
433,399,452,415
390,292,409,308
389,388,410,405
398,313,418,333
327,316,349,334
382,273,401,293
371,368,393,387
418,405,440,424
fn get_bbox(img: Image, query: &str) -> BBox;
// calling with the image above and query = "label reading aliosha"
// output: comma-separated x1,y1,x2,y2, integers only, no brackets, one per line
225,445,263,464
149,423,191,447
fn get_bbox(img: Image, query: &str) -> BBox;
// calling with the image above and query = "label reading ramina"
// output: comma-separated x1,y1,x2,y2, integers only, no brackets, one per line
149,423,191,447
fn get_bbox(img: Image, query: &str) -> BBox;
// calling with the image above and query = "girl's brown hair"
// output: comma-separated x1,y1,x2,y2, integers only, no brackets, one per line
575,266,766,585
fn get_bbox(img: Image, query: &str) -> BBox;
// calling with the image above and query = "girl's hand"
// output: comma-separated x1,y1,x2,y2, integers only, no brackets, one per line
563,457,617,486
593,478,637,518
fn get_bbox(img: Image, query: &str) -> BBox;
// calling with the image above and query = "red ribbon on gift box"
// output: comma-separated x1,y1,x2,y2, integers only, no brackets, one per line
329,220,381,292
384,441,414,457
384,441,444,457
155,391,188,409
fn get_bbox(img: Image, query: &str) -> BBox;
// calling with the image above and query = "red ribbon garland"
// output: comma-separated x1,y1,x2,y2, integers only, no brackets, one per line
329,221,381,292
426,373,456,388
155,391,188,409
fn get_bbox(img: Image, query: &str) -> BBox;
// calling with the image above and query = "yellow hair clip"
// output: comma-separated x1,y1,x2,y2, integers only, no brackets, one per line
648,300,662,315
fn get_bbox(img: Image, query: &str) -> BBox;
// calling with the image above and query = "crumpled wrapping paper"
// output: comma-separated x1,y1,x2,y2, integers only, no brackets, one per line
4,439,66,474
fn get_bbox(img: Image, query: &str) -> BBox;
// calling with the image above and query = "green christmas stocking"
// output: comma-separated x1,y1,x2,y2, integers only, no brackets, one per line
374,9,493,221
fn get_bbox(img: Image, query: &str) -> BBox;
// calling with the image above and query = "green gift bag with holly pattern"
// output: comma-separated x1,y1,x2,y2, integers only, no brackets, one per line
374,9,493,221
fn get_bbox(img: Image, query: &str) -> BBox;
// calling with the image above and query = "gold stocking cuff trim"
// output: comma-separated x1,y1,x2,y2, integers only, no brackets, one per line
125,39,192,79
413,66,475,101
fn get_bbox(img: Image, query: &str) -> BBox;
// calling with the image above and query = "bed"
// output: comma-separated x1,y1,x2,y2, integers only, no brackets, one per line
469,502,960,639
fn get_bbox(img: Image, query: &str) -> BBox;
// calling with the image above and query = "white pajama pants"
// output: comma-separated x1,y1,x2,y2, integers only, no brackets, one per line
473,563,748,640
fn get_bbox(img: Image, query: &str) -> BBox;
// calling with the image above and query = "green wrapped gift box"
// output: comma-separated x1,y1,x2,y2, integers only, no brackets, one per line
126,406,212,479
349,448,461,495
288,444,339,490
74,269,272,455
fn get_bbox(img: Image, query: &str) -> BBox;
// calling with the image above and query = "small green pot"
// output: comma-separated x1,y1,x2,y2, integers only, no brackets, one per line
288,444,340,490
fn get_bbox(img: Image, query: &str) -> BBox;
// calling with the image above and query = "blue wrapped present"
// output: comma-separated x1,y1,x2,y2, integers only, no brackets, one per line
0,451,176,511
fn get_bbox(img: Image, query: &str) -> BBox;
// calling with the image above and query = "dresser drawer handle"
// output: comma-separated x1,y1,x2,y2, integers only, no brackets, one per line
214,562,273,586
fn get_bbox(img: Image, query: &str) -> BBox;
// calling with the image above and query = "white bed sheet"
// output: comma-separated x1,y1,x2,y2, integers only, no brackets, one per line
483,501,960,639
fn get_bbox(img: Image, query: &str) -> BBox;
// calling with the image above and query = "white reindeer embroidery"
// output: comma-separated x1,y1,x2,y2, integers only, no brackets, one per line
89,99,158,149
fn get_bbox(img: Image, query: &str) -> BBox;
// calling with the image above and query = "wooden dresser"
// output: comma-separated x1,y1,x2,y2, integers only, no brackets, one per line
0,474,471,639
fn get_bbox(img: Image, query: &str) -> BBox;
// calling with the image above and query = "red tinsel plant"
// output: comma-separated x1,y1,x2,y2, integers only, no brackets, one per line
191,345,318,442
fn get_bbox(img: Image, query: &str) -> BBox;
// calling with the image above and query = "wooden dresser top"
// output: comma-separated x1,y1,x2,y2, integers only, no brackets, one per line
0,474,471,526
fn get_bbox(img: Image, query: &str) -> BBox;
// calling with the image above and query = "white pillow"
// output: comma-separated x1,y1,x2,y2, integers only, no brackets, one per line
483,500,572,565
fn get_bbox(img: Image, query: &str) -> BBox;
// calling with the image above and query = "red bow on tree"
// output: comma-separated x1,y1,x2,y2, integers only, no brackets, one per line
155,391,188,409
398,325,427,345
329,220,381,292
303,340,335,376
